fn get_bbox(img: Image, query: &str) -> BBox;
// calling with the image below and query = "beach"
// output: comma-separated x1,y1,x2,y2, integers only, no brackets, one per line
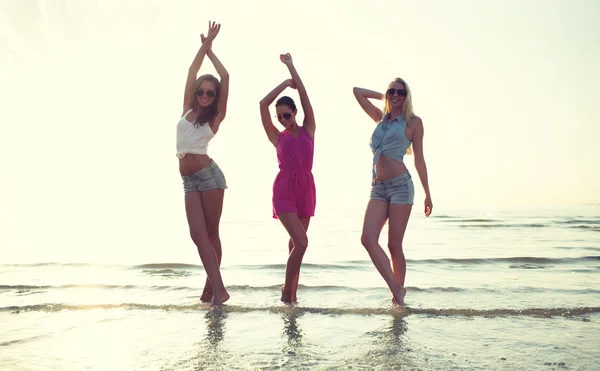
2,204,598,370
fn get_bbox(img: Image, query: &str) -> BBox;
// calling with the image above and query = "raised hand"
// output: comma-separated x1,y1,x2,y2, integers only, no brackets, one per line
203,21,221,42
285,79,297,89
280,53,293,66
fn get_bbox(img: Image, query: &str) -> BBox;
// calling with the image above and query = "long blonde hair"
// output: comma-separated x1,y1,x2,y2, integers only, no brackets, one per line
383,77,414,155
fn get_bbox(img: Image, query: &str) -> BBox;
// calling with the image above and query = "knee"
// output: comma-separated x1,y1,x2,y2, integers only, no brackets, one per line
294,238,308,252
190,229,209,247
388,241,404,256
361,234,376,249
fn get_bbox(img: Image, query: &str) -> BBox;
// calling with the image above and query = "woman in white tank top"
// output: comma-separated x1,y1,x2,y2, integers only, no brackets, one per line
177,21,230,306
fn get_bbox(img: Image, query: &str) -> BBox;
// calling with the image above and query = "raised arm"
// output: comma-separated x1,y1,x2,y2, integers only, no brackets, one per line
183,21,220,114
353,87,384,123
280,53,315,139
201,34,229,130
259,79,295,147
410,116,433,217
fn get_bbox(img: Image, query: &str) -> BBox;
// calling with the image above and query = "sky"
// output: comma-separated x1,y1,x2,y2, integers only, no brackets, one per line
0,0,599,262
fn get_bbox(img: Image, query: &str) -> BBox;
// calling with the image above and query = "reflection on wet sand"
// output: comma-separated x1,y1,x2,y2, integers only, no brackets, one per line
205,307,227,347
282,308,303,346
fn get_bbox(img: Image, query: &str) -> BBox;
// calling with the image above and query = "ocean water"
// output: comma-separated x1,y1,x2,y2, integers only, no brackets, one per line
1,204,599,370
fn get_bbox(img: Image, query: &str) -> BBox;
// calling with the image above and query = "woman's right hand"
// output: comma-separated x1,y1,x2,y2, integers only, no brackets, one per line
285,79,297,89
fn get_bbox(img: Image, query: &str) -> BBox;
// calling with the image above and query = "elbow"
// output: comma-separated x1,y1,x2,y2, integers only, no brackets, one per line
188,66,199,76
352,87,360,96
259,100,268,108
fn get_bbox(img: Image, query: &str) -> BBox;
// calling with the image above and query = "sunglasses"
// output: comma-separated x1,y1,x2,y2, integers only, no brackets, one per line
195,89,216,98
276,113,293,121
387,88,407,97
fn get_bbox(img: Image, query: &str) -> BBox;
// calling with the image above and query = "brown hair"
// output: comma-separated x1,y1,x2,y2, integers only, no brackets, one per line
188,74,220,127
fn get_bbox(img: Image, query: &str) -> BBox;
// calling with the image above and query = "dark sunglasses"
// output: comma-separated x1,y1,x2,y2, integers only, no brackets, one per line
195,89,216,98
387,88,407,97
276,113,293,120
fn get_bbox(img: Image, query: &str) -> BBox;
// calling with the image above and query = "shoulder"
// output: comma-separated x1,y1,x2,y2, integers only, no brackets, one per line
408,115,423,126
408,116,423,130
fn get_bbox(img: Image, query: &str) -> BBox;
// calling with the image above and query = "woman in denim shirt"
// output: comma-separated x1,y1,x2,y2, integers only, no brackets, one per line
353,78,433,306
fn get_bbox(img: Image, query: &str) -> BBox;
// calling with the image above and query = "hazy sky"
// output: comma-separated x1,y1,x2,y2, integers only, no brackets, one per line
1,0,599,262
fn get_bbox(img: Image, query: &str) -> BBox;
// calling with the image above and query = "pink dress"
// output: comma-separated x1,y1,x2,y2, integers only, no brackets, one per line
272,127,316,218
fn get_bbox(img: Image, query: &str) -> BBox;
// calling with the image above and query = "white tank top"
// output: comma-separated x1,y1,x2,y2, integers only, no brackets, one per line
176,109,215,158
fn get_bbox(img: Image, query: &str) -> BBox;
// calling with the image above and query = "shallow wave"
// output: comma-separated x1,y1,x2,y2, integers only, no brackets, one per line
3,284,596,295
439,218,498,223
2,256,598,272
2,303,598,318
409,256,600,265
0,284,464,293
458,223,547,229
0,284,171,291
570,225,600,231
219,256,599,268
557,219,600,225
134,263,202,269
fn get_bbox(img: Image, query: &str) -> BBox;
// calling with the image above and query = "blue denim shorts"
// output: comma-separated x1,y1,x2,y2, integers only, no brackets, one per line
182,160,227,193
370,172,414,204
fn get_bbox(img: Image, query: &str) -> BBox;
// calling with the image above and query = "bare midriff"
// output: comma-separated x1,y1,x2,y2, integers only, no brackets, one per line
375,155,408,181
179,154,212,176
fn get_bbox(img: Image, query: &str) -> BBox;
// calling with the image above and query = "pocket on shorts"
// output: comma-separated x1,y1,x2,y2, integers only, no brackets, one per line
390,178,414,204
390,174,411,187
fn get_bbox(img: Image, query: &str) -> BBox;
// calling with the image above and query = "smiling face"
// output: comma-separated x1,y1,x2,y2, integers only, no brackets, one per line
276,104,297,129
195,80,217,108
386,81,407,110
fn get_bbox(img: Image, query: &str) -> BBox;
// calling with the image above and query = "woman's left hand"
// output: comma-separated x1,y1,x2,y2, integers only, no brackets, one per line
424,196,433,217
206,21,221,41
280,53,293,65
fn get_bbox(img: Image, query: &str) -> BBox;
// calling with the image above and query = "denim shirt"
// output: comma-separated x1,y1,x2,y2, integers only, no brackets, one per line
370,114,412,179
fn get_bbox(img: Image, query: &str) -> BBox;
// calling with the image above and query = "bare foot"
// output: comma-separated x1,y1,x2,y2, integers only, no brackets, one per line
201,279,214,302
392,287,407,307
211,291,230,306
200,289,213,303
281,285,293,303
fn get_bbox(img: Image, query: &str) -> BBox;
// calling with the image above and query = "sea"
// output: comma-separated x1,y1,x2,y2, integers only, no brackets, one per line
1,204,599,370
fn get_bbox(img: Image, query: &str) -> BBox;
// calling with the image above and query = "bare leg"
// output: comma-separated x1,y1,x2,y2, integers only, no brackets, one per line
388,204,412,287
199,189,225,303
388,204,412,305
287,217,310,302
360,200,405,306
185,192,229,306
277,213,309,303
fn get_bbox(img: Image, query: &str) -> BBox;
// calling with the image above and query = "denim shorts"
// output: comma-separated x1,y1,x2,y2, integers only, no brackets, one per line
181,160,227,193
370,172,414,204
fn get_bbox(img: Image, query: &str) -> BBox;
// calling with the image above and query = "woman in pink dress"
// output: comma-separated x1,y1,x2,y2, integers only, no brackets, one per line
259,53,316,303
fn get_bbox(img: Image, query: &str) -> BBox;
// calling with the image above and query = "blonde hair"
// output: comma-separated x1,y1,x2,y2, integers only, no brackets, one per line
383,77,414,155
